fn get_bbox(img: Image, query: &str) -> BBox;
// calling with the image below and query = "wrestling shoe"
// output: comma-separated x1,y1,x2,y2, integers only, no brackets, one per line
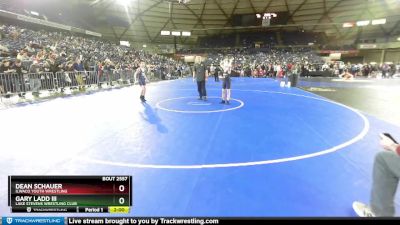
352,201,375,217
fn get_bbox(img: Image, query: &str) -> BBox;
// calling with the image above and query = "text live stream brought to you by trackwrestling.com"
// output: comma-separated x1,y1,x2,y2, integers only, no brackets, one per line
1,217,221,225
2,217,400,225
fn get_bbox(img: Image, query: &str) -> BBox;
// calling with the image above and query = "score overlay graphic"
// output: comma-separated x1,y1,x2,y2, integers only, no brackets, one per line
8,176,132,213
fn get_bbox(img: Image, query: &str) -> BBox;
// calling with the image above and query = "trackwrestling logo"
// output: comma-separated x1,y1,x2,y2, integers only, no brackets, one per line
2,217,64,225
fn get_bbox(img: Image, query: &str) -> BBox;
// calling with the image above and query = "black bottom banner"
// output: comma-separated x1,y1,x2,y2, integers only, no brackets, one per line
2,217,399,225
66,217,399,225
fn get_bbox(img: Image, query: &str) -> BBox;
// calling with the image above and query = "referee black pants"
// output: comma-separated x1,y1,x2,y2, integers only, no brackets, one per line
214,74,219,82
197,80,207,98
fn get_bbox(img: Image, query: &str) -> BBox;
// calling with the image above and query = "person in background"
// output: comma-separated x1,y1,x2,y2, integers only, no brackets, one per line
291,63,300,87
95,61,103,88
103,59,115,86
209,63,218,82
11,59,27,97
285,62,293,86
339,69,354,80
353,134,400,217
73,58,86,91
0,59,12,94
28,60,42,96
16,50,28,61
381,63,389,78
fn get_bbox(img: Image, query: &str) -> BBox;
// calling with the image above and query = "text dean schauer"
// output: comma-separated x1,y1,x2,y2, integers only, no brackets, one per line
15,183,63,189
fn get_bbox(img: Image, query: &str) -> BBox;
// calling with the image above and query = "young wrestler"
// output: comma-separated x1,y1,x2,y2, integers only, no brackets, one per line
135,61,149,102
220,58,234,105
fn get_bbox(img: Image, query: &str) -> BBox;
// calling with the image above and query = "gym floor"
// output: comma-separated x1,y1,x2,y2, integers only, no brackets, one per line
299,77,400,126
0,77,399,216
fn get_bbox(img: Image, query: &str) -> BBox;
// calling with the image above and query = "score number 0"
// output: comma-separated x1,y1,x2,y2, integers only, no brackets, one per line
118,184,126,205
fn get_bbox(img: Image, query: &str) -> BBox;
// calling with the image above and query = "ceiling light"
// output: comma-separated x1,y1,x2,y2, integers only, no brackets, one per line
342,22,354,28
372,18,386,25
171,31,181,36
356,20,370,26
30,11,39,16
117,0,130,6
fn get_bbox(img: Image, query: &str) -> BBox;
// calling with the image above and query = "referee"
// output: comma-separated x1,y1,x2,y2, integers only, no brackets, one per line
193,56,208,100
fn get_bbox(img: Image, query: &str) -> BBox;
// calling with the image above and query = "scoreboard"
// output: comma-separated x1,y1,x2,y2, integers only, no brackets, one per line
8,176,132,213
231,12,290,27
3,176,226,225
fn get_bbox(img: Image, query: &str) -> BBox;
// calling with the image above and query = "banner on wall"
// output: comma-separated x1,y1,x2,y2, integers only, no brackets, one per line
329,53,341,60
